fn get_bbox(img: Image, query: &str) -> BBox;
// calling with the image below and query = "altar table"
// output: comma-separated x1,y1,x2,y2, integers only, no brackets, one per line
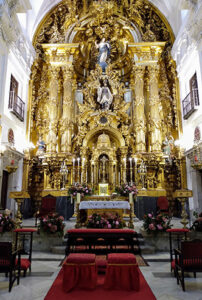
79,200,130,221
79,201,130,210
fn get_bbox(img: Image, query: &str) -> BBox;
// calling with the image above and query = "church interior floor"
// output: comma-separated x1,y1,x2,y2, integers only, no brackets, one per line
0,218,201,300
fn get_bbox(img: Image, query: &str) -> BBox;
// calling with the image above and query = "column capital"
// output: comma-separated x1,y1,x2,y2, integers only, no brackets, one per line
62,64,74,80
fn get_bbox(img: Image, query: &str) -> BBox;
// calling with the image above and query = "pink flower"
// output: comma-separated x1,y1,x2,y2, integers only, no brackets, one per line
157,224,163,230
48,223,51,227
148,214,152,218
149,223,156,230
115,221,119,225
59,216,64,221
50,225,57,232
108,224,112,229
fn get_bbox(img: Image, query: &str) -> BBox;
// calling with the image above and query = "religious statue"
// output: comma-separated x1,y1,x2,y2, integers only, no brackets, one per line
97,81,113,110
95,38,110,72
36,136,46,156
162,135,174,156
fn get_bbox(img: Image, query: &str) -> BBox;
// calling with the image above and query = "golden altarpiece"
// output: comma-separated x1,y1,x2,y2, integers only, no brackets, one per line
13,0,190,217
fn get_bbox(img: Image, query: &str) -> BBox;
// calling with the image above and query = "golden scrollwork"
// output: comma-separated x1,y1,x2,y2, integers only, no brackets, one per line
17,0,186,216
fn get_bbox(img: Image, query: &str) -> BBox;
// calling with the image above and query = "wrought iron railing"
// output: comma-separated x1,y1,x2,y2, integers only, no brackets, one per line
8,91,25,121
182,88,199,119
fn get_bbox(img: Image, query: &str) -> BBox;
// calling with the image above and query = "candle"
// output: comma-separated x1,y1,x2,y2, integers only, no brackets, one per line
129,193,133,204
129,157,132,168
77,193,81,204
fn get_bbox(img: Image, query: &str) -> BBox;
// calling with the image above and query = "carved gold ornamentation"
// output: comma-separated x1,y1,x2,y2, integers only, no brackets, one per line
14,0,187,215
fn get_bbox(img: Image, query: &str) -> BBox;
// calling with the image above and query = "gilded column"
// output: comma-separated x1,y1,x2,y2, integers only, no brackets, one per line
132,65,146,152
148,65,162,152
60,64,74,153
46,66,59,153
120,148,128,184
109,161,113,186
95,161,98,185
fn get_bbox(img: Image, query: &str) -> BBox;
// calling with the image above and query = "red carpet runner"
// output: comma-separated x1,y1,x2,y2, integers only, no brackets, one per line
45,268,156,300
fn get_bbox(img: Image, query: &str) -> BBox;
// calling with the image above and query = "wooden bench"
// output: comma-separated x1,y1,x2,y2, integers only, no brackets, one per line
65,229,139,255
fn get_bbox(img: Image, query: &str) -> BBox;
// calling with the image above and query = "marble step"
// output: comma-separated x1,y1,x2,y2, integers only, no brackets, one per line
51,245,66,254
141,245,156,254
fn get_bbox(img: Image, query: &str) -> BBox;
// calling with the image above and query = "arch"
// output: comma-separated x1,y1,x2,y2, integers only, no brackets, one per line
32,0,175,46
82,126,125,148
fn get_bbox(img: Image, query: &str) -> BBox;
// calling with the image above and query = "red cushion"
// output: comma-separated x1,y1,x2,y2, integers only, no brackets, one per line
172,258,202,269
14,228,37,233
67,229,135,234
0,259,10,266
65,254,96,264
16,258,31,270
95,257,107,268
108,253,137,264
166,228,189,233
171,259,175,269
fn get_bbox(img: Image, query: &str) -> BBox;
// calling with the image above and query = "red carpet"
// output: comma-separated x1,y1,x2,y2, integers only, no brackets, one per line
44,268,156,300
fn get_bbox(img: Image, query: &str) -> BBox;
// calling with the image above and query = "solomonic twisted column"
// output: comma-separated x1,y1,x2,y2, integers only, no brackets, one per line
133,65,146,152
148,65,162,152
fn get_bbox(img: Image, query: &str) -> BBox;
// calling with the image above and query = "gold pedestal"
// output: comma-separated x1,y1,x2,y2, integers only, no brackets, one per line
179,198,189,229
75,203,81,228
9,191,30,229
15,198,24,228
173,189,193,229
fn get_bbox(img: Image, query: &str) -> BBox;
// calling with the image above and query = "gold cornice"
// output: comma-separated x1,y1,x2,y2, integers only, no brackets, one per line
9,191,30,199
42,43,79,49
129,42,165,64
172,189,193,198
42,190,69,197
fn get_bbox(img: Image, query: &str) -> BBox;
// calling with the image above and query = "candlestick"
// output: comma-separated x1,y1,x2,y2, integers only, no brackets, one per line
134,157,138,186
77,158,80,183
129,157,133,185
72,158,75,184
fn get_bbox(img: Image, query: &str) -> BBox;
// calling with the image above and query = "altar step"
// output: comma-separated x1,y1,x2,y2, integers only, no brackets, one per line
137,233,155,254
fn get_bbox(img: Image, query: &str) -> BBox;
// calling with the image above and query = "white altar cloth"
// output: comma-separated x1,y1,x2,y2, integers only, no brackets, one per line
79,200,130,210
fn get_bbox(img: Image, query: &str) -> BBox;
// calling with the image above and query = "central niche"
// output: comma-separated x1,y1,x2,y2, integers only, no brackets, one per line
98,154,109,183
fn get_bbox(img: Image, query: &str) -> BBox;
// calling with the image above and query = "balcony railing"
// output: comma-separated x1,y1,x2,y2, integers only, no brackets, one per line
182,88,199,120
8,91,25,122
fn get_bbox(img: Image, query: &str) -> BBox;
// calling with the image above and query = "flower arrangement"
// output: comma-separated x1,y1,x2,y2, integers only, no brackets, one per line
0,213,15,233
143,212,172,233
68,183,92,197
87,212,124,229
190,211,202,232
39,213,65,236
115,184,138,196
